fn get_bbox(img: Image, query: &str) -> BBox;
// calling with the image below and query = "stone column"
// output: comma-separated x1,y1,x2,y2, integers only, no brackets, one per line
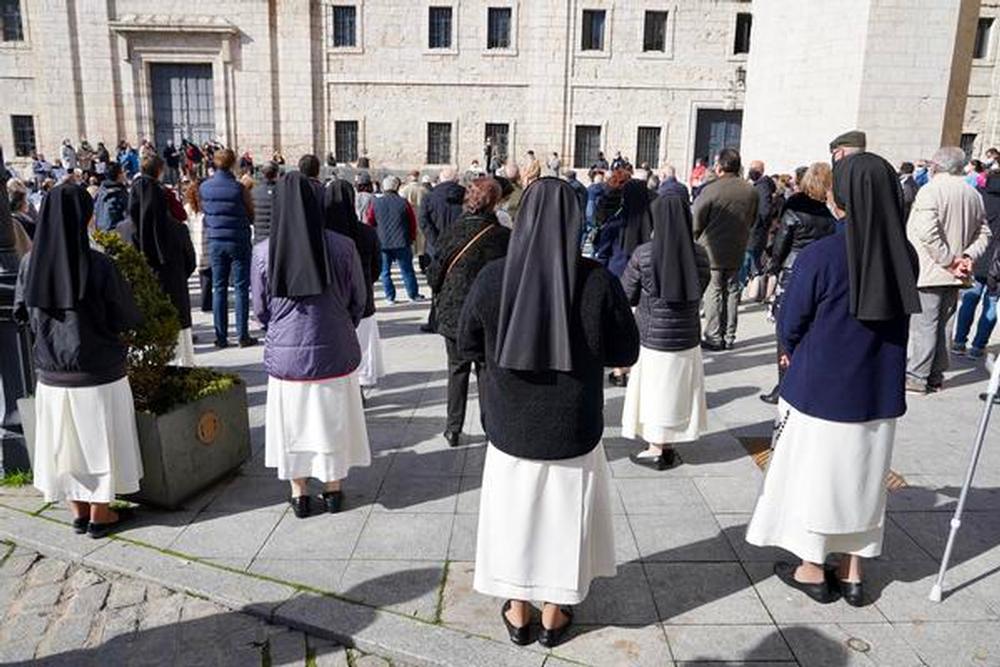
740,0,980,172
274,0,320,157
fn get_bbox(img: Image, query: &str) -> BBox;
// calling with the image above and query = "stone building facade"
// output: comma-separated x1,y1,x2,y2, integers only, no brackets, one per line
0,0,996,174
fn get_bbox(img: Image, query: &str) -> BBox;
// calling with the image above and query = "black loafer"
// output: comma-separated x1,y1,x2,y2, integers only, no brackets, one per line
87,507,135,539
444,431,461,448
321,491,343,514
238,336,259,348
773,561,840,604
538,606,573,648
629,449,677,471
290,495,311,519
72,517,89,535
213,339,229,349
701,339,726,352
501,600,532,646
838,579,865,607
759,387,780,405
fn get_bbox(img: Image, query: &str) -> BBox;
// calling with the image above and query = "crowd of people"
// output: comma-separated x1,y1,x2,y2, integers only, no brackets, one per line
2,125,999,646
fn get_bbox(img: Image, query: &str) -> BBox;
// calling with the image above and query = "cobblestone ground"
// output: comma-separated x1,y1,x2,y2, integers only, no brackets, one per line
0,541,393,666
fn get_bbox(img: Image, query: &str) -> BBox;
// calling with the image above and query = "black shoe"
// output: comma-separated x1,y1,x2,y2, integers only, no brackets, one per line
290,495,311,519
444,431,461,448
238,336,259,348
760,386,780,405
501,600,532,646
72,517,89,535
87,507,135,539
538,606,573,648
629,449,677,471
773,561,840,604
321,491,343,514
837,579,865,607
978,392,1000,404
214,339,229,349
419,323,435,334
701,339,726,352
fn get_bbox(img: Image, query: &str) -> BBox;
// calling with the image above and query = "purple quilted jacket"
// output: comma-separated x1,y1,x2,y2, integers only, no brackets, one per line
251,231,366,380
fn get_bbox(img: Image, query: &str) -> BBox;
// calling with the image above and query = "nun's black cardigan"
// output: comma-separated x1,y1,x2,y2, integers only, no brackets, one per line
457,257,639,461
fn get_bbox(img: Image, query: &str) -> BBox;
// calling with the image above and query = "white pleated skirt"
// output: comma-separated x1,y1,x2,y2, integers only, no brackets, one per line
474,443,616,605
355,316,385,387
265,372,371,482
745,401,896,563
172,328,196,367
622,345,708,444
32,377,143,503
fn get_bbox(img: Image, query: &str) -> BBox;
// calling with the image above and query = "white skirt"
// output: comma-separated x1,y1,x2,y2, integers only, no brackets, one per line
622,345,708,444
265,372,371,482
32,377,143,503
745,401,896,563
171,328,196,367
355,316,385,387
474,443,616,605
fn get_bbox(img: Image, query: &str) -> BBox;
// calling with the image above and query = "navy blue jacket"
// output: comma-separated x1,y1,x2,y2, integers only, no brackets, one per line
200,171,251,243
657,178,690,202
778,226,910,423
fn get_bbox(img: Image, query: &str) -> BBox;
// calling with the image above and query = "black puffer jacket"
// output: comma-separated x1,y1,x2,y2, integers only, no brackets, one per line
621,242,710,352
428,212,510,340
252,178,278,242
770,193,837,272
419,181,466,257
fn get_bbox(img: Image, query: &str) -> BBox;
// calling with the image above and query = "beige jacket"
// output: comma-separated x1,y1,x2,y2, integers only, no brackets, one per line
907,173,991,288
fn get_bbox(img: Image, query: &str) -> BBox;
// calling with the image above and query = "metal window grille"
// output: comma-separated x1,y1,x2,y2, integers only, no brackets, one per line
331,6,357,48
335,121,359,163
636,127,661,169
574,125,601,168
487,7,511,49
581,10,605,51
974,18,994,59
961,133,977,160
734,13,752,54
1,0,24,42
485,123,510,163
429,6,453,49
11,115,35,157
427,123,452,164
643,11,667,52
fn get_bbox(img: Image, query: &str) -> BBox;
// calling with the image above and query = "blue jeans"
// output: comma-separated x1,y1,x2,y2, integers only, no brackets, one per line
210,239,251,343
380,246,419,302
955,278,998,351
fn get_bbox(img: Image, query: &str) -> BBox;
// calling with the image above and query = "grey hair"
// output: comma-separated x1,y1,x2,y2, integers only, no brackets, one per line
439,165,459,182
661,164,677,180
382,175,400,192
931,147,967,175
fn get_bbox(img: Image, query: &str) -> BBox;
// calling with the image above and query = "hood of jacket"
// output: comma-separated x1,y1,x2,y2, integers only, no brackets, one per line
783,192,833,218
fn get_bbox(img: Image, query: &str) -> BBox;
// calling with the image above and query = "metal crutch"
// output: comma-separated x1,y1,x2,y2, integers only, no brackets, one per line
929,353,1000,602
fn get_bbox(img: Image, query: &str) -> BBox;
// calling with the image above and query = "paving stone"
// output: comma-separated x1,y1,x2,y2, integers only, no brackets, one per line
27,557,71,586
744,562,885,625
338,559,444,621
269,629,306,666
387,446,467,478
106,580,147,609
630,509,736,562
614,513,640,564
439,562,508,642
373,474,460,513
206,474,292,513
249,558,350,593
1,607,51,659
66,568,104,590
20,581,63,610
257,510,368,561
455,476,481,514
99,604,141,643
574,563,659,625
664,624,792,662
447,513,477,562
647,563,771,625
310,638,350,667
111,510,199,549
615,478,709,514
0,552,38,577
353,653,394,667
353,513,454,560
693,476,762,514
169,510,285,559
37,611,97,655
139,592,185,630
779,623,925,666
892,621,1000,666
552,624,674,666
866,561,1000,622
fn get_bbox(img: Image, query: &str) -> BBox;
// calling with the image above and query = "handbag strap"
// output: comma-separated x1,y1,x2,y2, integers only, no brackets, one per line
444,224,497,280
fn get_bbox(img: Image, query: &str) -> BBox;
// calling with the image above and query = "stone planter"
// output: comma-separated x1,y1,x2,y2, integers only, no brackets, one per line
17,381,250,509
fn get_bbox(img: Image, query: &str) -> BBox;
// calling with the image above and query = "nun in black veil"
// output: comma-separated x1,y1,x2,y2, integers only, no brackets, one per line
15,182,144,538
251,172,370,518
746,153,920,607
457,177,639,647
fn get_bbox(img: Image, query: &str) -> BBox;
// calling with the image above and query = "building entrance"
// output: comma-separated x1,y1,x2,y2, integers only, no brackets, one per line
150,63,215,149
693,109,743,166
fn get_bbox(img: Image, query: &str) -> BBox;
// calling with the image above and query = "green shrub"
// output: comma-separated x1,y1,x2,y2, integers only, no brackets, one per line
93,230,239,414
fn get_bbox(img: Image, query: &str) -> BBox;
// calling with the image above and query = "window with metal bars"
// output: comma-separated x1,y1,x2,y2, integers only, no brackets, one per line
734,13,752,54
1,0,24,42
11,115,35,157
974,18,994,59
427,122,452,164
636,127,661,169
330,6,357,48
581,10,605,51
574,125,601,168
485,123,510,164
487,7,511,49
961,133,978,160
335,121,359,163
643,11,668,52
429,6,453,49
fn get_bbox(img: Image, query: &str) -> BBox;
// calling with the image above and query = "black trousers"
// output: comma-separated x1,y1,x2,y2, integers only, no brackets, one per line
445,336,476,434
